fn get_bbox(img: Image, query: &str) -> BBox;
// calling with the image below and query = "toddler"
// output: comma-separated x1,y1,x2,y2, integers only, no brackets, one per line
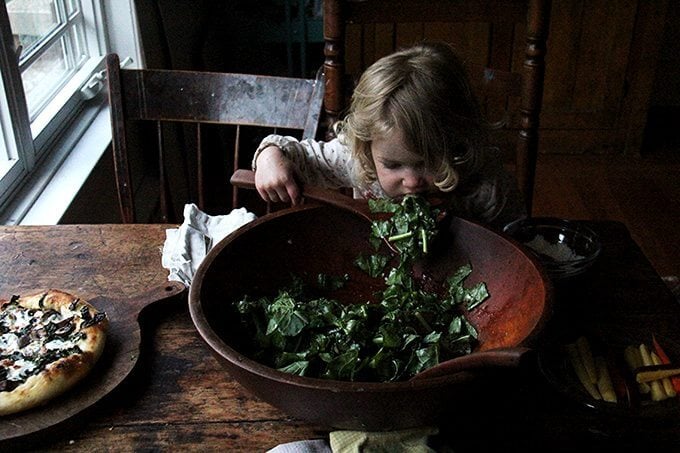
252,42,526,229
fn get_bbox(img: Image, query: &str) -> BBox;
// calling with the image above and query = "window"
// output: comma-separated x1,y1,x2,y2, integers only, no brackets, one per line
13,0,92,121
0,1,141,223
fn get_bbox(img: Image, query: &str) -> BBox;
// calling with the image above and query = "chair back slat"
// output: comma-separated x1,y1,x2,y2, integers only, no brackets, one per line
118,70,320,129
342,0,528,24
196,123,205,210
157,121,170,223
232,124,241,211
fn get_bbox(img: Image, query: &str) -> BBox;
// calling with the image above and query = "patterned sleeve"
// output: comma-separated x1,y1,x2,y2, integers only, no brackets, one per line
253,134,357,189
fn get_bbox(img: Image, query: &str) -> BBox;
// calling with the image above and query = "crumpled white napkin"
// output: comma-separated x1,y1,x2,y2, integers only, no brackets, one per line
267,439,331,453
161,203,256,285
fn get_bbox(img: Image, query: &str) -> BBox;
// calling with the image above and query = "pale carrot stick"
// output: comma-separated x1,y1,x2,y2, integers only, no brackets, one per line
566,342,601,400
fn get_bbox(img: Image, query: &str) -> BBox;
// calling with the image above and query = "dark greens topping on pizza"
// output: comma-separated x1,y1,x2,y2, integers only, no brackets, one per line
0,296,107,392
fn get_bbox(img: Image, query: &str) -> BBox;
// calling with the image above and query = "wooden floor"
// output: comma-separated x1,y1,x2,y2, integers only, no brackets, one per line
531,150,680,277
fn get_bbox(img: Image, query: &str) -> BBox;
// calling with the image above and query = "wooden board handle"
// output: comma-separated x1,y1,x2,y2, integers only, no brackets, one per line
127,281,186,314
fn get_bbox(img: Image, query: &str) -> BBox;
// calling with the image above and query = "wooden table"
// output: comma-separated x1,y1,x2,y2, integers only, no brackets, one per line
0,223,678,452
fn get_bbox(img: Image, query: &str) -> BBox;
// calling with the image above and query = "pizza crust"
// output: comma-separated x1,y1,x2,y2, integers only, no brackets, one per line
0,351,98,416
0,290,108,416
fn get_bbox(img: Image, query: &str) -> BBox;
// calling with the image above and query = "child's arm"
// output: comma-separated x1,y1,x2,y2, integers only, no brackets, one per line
252,134,356,204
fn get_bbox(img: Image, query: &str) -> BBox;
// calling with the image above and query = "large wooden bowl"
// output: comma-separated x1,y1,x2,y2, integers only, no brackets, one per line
189,203,552,430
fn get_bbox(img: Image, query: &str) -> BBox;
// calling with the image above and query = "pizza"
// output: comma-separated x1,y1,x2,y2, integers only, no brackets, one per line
0,289,108,416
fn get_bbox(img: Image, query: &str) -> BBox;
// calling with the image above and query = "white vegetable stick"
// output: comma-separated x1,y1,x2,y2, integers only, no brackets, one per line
624,345,651,394
651,351,677,398
566,342,602,400
595,356,617,403
576,336,598,384
640,343,667,402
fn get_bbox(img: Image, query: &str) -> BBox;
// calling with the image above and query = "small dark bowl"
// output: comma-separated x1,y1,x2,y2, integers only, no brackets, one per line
503,217,601,280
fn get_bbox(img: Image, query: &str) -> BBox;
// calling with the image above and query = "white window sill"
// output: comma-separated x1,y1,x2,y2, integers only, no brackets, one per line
1,103,112,225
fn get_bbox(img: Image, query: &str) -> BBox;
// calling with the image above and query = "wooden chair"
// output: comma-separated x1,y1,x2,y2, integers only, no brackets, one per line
105,53,325,223
322,0,552,214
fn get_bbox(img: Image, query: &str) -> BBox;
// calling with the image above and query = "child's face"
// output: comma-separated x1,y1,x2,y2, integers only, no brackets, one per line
371,127,436,199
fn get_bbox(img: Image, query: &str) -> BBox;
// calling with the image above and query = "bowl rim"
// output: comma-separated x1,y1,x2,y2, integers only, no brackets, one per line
503,216,602,264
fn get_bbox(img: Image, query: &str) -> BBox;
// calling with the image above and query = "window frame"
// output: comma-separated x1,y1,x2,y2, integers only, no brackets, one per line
0,2,35,208
0,0,143,224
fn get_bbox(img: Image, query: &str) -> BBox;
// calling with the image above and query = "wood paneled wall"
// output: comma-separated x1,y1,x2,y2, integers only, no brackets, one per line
341,0,669,156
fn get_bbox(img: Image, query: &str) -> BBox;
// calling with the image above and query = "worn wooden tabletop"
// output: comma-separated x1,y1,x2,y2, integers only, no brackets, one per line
0,223,678,452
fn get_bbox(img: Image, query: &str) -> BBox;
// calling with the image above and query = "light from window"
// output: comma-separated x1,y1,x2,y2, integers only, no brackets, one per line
0,74,19,171
0,0,113,219
7,0,89,120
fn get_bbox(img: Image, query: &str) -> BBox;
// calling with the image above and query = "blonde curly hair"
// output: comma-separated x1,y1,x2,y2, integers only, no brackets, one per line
339,42,488,193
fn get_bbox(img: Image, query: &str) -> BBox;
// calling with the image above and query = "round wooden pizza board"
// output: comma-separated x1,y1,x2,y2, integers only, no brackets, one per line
0,281,186,441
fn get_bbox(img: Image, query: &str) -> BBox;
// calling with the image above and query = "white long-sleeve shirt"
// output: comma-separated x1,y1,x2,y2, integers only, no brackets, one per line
254,134,526,229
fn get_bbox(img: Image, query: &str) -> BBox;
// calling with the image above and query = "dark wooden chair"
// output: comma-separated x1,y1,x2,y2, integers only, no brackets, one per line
105,53,325,223
322,0,552,214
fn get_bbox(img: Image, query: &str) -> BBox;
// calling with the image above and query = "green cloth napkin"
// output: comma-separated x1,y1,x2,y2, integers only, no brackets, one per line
329,427,438,453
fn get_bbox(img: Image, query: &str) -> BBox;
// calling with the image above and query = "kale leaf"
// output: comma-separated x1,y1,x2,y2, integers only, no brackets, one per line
234,196,490,382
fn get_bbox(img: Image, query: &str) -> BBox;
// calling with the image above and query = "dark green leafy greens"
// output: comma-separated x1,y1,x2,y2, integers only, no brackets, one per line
235,195,489,382
367,196,440,264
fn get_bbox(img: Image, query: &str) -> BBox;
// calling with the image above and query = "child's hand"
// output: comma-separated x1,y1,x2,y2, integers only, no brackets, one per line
254,145,302,205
